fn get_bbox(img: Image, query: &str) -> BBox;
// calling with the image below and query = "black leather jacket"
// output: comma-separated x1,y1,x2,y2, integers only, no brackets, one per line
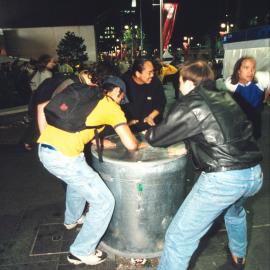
145,80,262,172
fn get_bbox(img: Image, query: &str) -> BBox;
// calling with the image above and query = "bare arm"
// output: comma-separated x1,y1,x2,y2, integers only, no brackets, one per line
37,101,49,133
144,109,160,126
114,124,138,151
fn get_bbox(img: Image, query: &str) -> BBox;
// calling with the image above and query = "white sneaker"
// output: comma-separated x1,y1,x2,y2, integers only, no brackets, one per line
67,249,107,265
64,214,85,230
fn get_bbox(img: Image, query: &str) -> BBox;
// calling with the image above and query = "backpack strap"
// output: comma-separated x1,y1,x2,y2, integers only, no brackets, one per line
51,78,75,98
86,124,105,162
94,129,103,162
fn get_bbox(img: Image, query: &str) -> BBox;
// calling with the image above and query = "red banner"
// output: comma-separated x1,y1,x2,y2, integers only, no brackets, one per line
162,3,178,50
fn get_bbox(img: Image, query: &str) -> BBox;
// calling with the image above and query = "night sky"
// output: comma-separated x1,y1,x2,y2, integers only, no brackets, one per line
0,0,269,46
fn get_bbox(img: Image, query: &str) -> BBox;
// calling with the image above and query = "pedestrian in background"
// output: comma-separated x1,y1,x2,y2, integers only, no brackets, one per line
225,56,270,139
22,54,56,150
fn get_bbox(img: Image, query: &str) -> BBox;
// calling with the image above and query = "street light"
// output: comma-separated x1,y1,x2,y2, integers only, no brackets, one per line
220,14,234,35
183,36,193,46
220,22,234,34
182,36,193,60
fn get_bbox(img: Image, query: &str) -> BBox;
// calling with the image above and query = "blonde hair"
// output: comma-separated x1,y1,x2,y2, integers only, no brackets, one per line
78,70,89,84
180,60,215,86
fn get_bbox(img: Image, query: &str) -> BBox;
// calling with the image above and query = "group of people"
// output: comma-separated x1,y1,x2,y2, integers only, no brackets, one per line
31,53,269,269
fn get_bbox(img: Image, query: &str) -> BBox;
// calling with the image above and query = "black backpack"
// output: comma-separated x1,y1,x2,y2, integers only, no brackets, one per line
44,82,105,161
44,82,104,132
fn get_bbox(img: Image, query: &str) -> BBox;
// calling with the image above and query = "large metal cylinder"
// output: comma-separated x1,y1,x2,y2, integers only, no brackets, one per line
91,134,187,258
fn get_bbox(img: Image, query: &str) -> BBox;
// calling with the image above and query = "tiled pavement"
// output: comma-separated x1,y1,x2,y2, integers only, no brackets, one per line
0,84,269,270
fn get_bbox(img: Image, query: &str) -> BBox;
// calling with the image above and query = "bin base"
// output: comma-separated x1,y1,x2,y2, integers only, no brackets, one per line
100,241,162,259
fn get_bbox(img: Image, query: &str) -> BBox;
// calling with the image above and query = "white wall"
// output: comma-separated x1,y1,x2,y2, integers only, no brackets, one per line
3,25,96,62
223,38,270,79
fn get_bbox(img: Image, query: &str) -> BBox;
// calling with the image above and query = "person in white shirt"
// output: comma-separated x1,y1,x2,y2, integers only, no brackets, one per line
225,56,269,139
23,54,56,150
30,54,56,91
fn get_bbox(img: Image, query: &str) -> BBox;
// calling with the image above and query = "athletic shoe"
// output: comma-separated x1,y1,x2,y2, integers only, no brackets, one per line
67,249,107,265
64,214,85,230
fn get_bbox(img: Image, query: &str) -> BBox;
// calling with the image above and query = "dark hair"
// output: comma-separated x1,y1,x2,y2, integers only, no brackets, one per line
231,56,256,85
37,54,53,72
180,60,214,86
103,83,116,93
131,57,152,76
94,61,119,86
152,58,163,75
103,83,124,99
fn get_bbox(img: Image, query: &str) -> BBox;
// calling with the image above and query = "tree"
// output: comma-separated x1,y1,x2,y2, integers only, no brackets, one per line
122,26,145,59
56,31,88,70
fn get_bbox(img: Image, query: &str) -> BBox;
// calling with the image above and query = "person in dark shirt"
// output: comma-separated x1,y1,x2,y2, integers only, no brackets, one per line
122,57,166,133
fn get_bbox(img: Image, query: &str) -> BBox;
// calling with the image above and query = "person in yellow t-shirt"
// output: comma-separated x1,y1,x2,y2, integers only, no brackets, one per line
38,75,142,266
154,58,178,83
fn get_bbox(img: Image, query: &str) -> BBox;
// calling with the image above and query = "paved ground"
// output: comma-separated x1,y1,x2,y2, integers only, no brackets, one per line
0,84,269,270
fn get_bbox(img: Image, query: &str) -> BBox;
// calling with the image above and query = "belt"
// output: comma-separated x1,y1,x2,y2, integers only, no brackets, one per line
203,162,259,173
40,144,56,151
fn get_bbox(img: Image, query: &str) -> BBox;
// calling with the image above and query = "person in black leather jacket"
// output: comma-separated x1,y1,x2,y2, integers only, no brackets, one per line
145,60,263,270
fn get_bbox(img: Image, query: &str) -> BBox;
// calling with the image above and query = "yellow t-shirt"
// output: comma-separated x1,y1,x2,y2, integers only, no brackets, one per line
159,64,178,82
37,96,127,156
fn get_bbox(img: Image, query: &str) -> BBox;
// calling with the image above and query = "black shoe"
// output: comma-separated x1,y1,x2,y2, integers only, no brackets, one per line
232,257,245,269
24,143,33,151
219,248,246,270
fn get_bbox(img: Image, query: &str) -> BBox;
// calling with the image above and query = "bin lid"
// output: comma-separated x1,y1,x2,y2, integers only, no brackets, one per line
91,133,186,164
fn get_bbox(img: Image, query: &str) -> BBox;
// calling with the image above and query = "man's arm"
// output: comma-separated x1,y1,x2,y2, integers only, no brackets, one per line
143,78,167,126
144,109,160,126
37,101,49,133
114,124,139,151
145,102,201,147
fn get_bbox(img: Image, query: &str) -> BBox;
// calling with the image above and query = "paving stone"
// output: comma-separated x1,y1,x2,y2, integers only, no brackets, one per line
0,261,59,270
30,223,66,256
0,215,22,240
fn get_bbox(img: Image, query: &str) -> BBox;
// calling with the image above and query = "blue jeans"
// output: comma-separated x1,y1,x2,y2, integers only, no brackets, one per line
38,145,115,256
158,164,263,270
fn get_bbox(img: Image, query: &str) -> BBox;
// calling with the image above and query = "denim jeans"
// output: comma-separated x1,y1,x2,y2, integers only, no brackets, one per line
158,164,263,270
38,145,115,257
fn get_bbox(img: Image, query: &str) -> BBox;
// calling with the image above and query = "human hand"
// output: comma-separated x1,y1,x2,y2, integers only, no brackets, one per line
128,119,139,126
102,139,117,149
167,145,187,157
144,116,155,126
137,141,148,149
